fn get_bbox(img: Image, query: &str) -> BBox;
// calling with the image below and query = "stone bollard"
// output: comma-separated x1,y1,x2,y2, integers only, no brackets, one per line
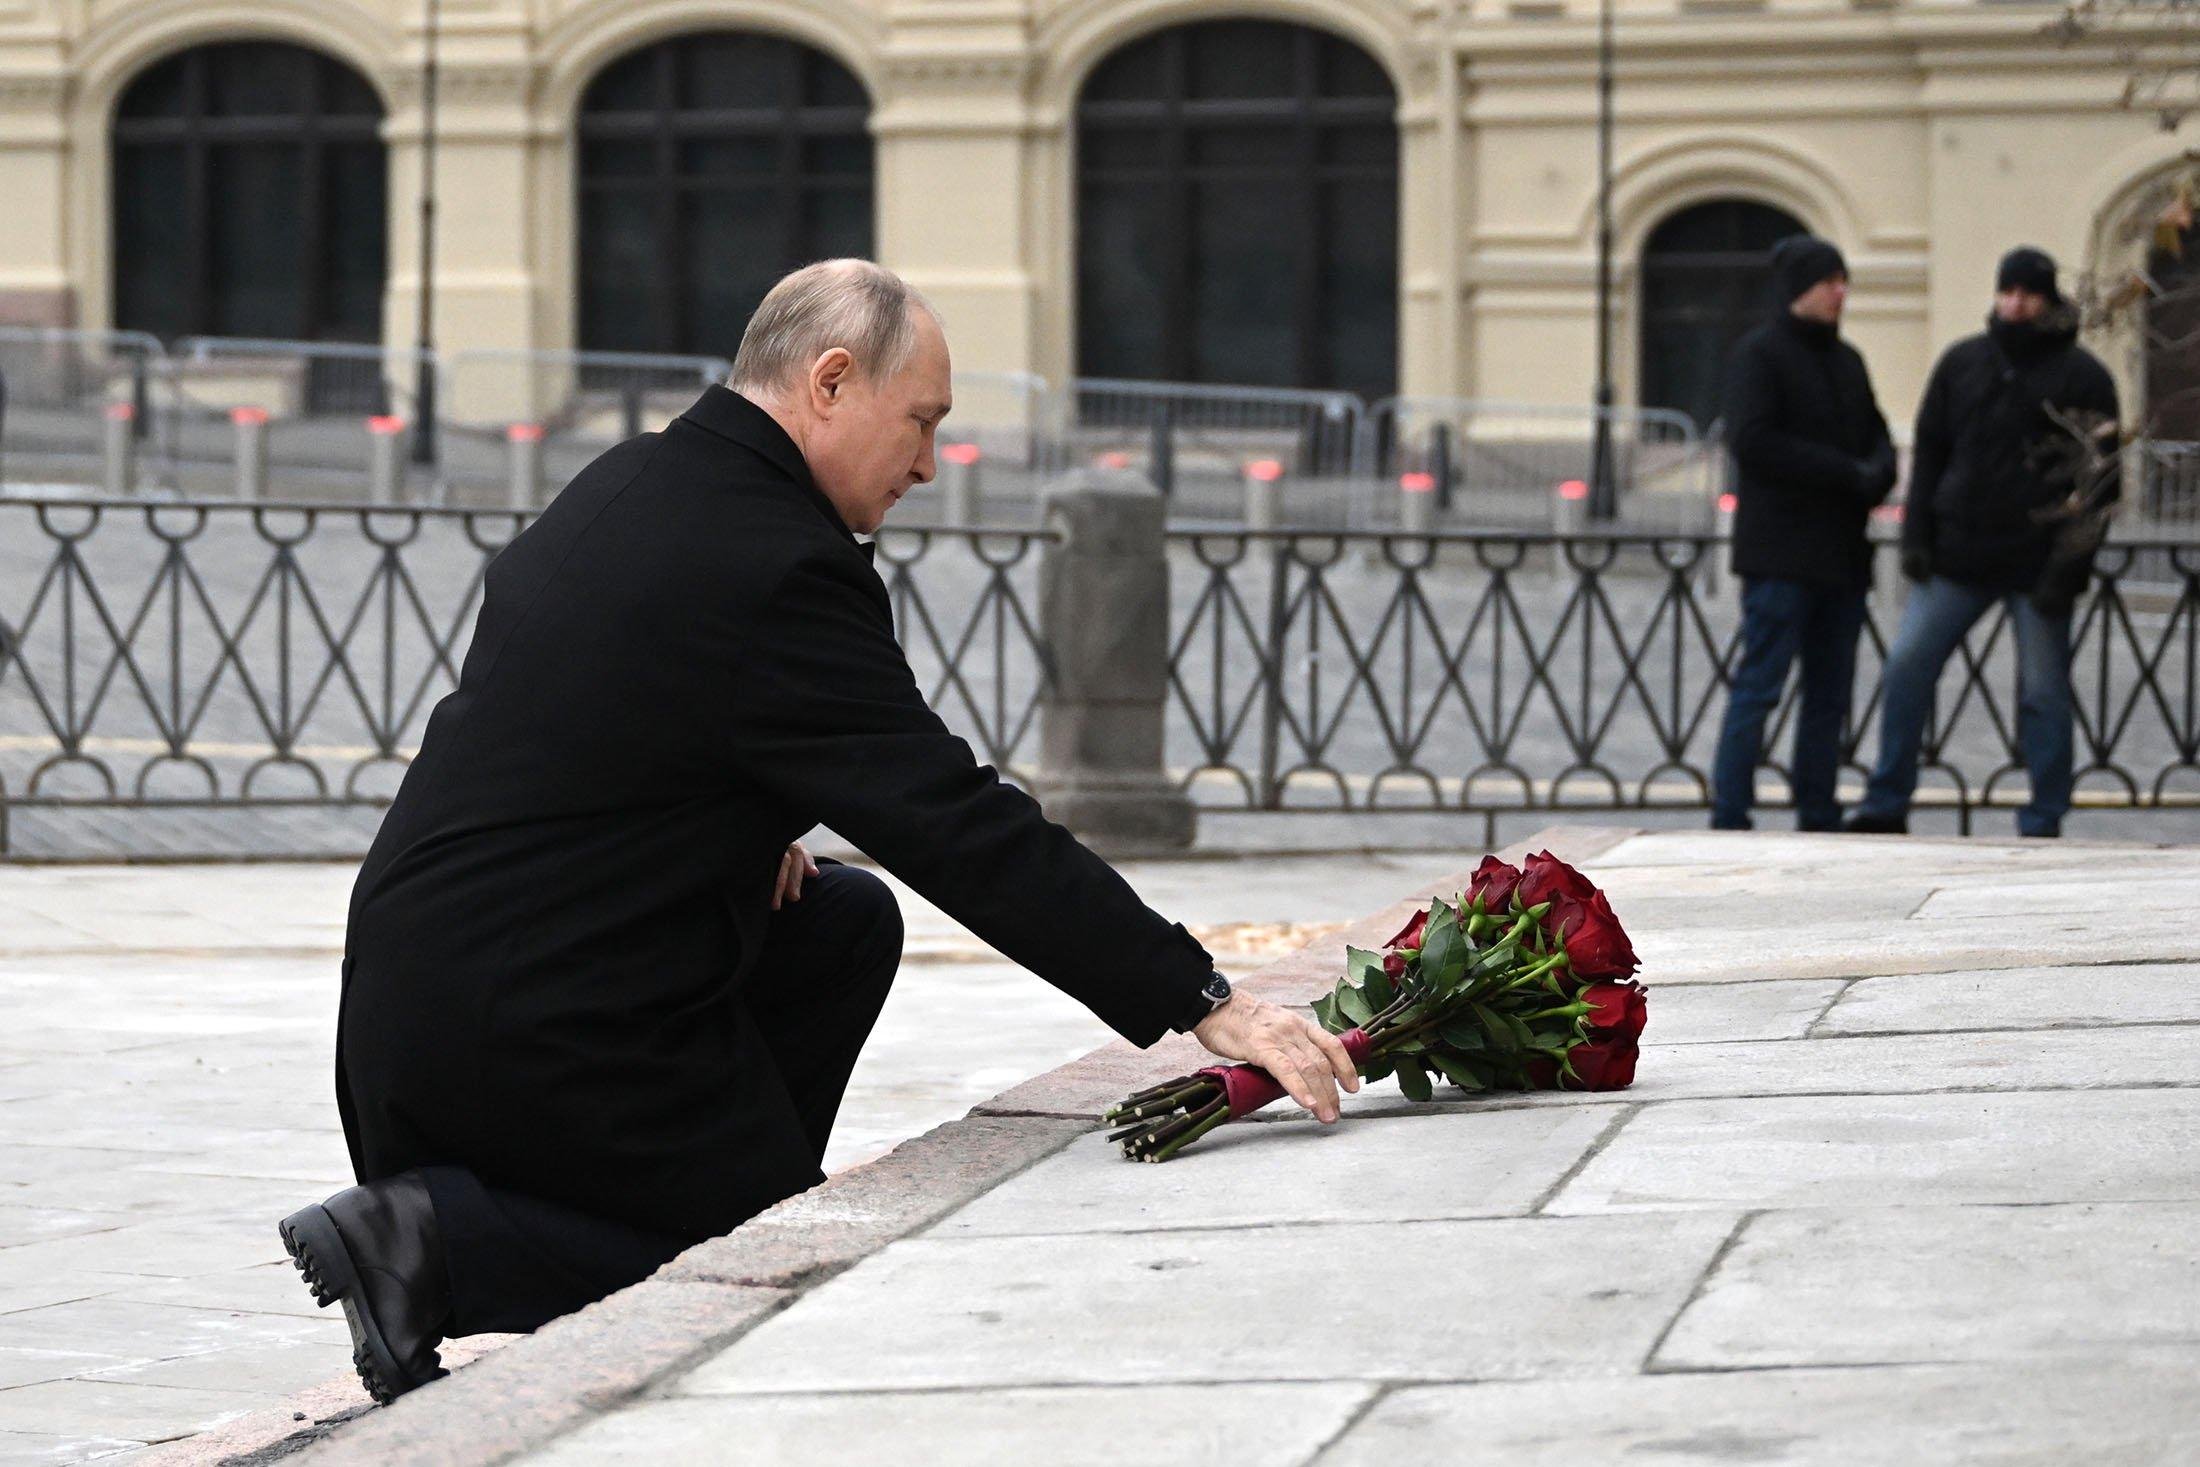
938,441,980,525
506,422,544,510
1398,471,1437,534
367,415,406,505
1244,458,1284,531
103,402,136,496
1032,470,1196,855
231,407,269,501
1552,478,1588,537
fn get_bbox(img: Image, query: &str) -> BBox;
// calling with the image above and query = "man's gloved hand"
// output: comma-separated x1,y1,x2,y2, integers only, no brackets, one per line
1193,992,1360,1123
1900,546,1932,584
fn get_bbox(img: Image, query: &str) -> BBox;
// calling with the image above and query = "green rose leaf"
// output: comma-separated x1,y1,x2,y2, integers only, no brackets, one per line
1344,946,1385,986
1429,1052,1485,1091
1336,982,1377,1026
1394,1060,1434,1102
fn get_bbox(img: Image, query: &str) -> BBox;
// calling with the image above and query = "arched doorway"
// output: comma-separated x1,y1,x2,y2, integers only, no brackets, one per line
112,40,387,344
1638,199,1807,430
575,32,873,359
1074,20,1398,398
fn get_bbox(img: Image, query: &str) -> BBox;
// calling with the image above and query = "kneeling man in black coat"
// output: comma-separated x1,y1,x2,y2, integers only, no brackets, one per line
278,260,1360,1403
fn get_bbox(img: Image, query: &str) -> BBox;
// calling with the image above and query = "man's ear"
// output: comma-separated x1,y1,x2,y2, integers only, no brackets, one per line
809,348,854,416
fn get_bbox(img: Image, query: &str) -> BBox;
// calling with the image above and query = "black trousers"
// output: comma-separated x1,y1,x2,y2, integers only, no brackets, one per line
422,861,902,1337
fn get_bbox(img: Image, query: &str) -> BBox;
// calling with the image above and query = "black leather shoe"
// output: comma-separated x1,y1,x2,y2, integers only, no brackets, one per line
280,1172,452,1404
1842,812,1909,835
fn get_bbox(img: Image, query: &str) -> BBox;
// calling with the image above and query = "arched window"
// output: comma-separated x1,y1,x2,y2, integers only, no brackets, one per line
1075,21,1398,398
1638,199,1807,430
576,32,872,358
113,41,387,343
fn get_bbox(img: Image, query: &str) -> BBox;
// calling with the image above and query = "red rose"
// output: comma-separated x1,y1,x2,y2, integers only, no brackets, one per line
1464,856,1523,914
1581,980,1648,1042
1564,1037,1638,1091
1382,950,1407,978
1516,850,1598,915
1550,889,1639,981
1384,907,1428,952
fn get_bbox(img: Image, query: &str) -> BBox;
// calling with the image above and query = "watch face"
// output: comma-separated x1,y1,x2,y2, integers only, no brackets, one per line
1202,973,1233,1005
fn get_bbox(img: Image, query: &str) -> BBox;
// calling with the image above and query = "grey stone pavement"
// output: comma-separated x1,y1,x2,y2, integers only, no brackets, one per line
0,848,1434,1463
133,824,2200,1466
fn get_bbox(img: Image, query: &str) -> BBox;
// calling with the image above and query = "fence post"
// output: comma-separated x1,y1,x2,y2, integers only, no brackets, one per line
231,407,268,501
102,402,136,496
1032,468,1195,854
1430,421,1455,510
1245,459,1283,530
1399,471,1436,534
506,422,544,510
939,442,981,524
1552,478,1588,536
367,415,406,505
621,384,644,441
1147,402,1174,498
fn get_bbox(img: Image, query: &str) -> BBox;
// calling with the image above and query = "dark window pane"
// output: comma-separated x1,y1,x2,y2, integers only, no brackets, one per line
207,143,307,335
1320,41,1393,99
1082,37,1168,103
584,138,657,178
1319,125,1395,168
206,43,308,117
322,141,386,339
321,60,382,117
1190,127,1296,171
579,191,660,353
113,145,190,338
1187,22,1299,100
802,134,870,179
1081,129,1164,171
1320,178,1396,398
679,135,775,178
686,187,783,353
804,183,873,261
807,54,869,108
683,33,787,110
583,50,660,114
1077,182,1170,378
1190,180,1296,384
118,55,192,120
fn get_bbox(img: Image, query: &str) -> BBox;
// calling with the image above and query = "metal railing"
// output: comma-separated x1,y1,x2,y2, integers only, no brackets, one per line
1039,378,1365,513
0,327,169,490
4,491,2196,854
0,495,1055,853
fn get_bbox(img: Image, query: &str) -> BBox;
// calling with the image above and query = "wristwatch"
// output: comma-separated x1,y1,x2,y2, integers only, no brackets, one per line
1170,970,1233,1034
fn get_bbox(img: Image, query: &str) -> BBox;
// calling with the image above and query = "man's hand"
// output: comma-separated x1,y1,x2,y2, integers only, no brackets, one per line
1192,993,1360,1123
772,842,820,911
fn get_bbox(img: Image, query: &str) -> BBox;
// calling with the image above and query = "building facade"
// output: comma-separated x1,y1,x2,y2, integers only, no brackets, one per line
0,0,2187,433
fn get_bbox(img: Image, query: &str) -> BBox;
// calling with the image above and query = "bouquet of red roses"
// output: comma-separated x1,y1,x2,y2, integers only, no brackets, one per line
1105,851,1646,1162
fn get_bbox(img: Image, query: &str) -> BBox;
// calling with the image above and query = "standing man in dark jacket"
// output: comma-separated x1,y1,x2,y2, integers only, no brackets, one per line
1709,234,1898,830
1847,247,2120,838
276,260,1361,1404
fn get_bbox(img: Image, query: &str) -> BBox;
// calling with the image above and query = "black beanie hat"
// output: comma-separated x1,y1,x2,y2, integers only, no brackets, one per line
1996,246,2061,303
1770,234,1848,303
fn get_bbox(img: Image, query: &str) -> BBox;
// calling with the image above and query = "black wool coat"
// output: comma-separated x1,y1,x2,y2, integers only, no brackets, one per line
1722,312,1896,591
337,386,1214,1240
1900,312,2121,596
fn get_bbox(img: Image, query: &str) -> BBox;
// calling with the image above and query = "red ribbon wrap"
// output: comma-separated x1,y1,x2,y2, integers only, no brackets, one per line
1193,1027,1374,1118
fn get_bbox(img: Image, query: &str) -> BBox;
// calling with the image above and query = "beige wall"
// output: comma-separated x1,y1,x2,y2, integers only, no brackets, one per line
0,0,2184,430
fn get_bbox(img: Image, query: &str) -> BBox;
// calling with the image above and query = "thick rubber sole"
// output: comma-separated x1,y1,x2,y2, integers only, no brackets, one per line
279,1202,422,1406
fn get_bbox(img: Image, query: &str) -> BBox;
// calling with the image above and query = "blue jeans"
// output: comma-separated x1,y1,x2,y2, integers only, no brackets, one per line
1857,576,2074,837
1711,577,1868,831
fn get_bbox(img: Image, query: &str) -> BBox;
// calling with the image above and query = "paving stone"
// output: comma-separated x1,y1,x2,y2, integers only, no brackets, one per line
932,1107,1618,1238
1649,978,1846,1044
1912,873,2200,919
0,1298,326,1363
526,1383,1380,1466
0,1429,145,1466
0,1351,121,1392
1548,1090,2200,1213
681,1213,1736,1394
1321,1354,2200,1466
82,1339,357,1394
0,1378,261,1442
1654,1203,2200,1368
1819,962,2200,1034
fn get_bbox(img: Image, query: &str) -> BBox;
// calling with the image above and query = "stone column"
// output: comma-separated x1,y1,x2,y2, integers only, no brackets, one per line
1031,470,1195,855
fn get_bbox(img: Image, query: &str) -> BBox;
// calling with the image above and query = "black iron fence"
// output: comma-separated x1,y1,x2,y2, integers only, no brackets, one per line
2,494,2196,854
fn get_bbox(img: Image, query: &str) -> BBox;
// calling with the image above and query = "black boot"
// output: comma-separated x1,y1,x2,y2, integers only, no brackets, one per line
280,1172,452,1404
1842,812,1909,835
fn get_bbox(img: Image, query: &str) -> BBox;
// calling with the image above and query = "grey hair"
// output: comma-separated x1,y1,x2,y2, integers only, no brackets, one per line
727,259,936,399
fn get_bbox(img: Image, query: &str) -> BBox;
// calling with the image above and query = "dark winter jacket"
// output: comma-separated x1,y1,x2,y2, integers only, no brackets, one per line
1723,312,1897,591
337,386,1214,1241
1901,308,2121,601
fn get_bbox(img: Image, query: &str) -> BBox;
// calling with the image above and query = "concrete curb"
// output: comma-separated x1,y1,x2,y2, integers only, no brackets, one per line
144,825,1638,1465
